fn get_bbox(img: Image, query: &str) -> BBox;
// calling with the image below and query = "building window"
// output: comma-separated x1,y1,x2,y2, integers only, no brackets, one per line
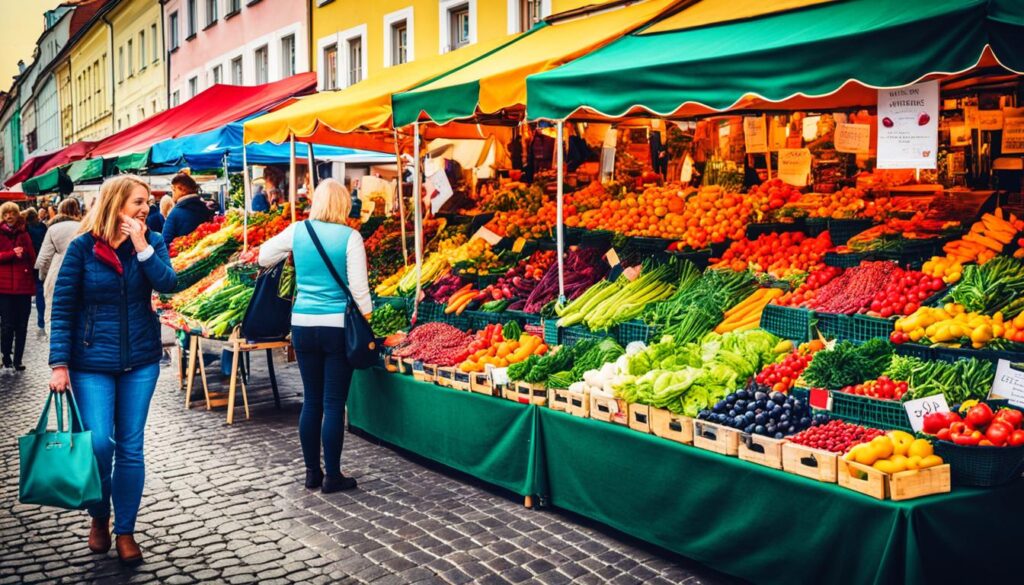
118,47,124,83
169,12,179,49
347,37,362,86
127,39,134,76
151,24,159,62
254,45,268,84
519,0,542,32
139,30,146,68
187,0,197,38
231,56,243,84
206,0,218,26
449,3,470,50
391,20,408,66
188,76,198,97
281,34,296,78
212,64,222,84
171,90,180,107
227,0,241,15
323,44,337,90
93,60,101,116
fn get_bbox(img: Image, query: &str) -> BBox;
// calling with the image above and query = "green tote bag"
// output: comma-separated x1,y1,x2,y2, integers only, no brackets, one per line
18,391,102,510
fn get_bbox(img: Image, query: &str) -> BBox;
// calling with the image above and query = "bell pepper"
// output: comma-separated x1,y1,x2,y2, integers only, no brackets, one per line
952,429,983,446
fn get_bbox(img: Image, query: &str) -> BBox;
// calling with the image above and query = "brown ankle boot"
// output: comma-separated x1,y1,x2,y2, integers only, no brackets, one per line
88,518,111,553
115,534,143,565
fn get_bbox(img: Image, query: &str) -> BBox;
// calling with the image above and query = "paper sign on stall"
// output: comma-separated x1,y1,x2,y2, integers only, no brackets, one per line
769,118,788,151
989,359,1024,407
903,395,950,433
949,123,971,147
776,148,811,187
427,168,453,214
1001,109,1024,153
978,110,1004,131
743,116,768,153
834,123,871,153
877,80,939,169
471,226,503,245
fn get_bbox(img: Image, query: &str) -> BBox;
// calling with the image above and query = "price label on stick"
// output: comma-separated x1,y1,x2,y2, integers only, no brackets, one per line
471,226,502,245
903,395,950,433
486,364,509,387
989,359,1024,407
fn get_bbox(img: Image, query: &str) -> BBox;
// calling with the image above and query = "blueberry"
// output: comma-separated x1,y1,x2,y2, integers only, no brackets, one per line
787,424,797,434
714,400,727,413
735,399,747,410
754,425,766,435
782,402,793,411
734,416,746,428
774,432,785,440
766,423,777,434
746,402,758,413
755,413,768,425
756,399,768,410
780,413,790,423
726,395,737,405
728,409,738,418
754,391,768,402
744,424,756,434
737,390,750,400
793,399,804,411
744,411,756,423
800,417,812,427
698,409,711,420
771,404,784,417
772,392,787,405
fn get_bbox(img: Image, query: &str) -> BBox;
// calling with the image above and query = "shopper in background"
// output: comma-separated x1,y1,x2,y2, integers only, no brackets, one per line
250,184,270,213
35,198,83,333
0,202,37,369
258,178,372,493
145,195,164,233
23,208,48,328
161,173,213,247
38,207,50,223
159,195,174,222
48,175,176,565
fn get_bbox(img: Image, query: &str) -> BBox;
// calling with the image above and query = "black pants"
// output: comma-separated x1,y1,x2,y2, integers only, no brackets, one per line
291,325,354,477
0,294,31,364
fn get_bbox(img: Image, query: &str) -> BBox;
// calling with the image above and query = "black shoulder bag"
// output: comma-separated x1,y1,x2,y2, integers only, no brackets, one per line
303,221,378,369
240,259,294,342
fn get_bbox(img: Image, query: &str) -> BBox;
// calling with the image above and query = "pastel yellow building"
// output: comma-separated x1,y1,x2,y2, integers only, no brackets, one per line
109,0,166,133
56,61,73,146
69,18,112,142
312,0,598,90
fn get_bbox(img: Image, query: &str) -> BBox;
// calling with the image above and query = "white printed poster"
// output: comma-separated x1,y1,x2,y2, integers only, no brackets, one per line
777,148,811,187
743,116,768,153
877,80,939,169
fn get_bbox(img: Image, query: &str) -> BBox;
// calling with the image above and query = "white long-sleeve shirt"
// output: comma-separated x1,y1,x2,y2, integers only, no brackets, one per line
258,222,373,327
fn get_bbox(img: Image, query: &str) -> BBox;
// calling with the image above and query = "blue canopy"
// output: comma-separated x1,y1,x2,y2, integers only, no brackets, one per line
149,121,389,171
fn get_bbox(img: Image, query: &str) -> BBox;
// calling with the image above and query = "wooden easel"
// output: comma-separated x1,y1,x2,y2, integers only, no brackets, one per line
224,331,289,425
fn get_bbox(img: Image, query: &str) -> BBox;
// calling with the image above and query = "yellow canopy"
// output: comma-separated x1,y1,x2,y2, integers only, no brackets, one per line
641,0,835,34
242,34,521,145
391,0,682,127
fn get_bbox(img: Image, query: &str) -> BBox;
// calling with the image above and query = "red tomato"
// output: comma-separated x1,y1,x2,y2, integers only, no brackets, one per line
993,408,1024,430
966,403,995,430
1009,429,1024,447
985,421,1013,447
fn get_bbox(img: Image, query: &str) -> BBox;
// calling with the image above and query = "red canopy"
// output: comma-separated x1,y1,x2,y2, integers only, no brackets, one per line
91,72,317,158
0,192,28,201
6,141,98,187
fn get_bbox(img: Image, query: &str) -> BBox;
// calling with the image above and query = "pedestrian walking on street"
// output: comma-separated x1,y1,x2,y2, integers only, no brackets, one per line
145,196,164,234
259,178,372,493
23,208,48,329
35,198,83,333
160,172,214,248
48,175,177,565
0,202,36,369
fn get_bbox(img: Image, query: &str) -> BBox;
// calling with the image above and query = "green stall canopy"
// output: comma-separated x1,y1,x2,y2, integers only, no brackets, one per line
66,157,104,183
113,150,150,173
21,167,61,195
526,0,1024,121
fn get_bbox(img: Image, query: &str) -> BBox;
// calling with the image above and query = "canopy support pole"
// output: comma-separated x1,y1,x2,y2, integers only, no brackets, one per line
289,134,297,224
556,120,565,303
394,129,409,265
413,122,424,318
306,142,317,189
222,152,229,214
242,144,250,252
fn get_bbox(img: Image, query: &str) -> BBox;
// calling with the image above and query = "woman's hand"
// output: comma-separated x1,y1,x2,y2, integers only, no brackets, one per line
120,215,149,253
12,246,24,258
49,366,70,393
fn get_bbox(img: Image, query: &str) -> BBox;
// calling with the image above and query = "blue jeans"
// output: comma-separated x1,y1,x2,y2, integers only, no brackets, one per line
292,326,354,477
70,362,160,535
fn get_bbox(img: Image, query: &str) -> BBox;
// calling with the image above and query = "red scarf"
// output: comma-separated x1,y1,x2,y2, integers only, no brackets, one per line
93,238,124,276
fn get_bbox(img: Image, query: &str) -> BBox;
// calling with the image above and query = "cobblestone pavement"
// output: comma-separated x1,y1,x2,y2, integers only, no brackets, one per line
1,322,742,585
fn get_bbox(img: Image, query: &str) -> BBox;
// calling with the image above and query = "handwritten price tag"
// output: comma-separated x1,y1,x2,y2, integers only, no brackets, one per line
486,364,509,387
903,395,950,432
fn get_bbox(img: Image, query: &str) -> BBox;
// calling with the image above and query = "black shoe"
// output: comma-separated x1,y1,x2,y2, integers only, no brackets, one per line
1,356,11,368
304,468,324,489
322,474,357,493
13,363,25,372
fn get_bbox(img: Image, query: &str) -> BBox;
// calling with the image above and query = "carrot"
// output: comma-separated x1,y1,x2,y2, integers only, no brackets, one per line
724,289,769,318
962,233,1003,251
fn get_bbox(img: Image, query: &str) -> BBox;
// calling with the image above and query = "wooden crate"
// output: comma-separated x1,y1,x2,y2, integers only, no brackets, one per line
396,357,413,375
627,403,652,434
738,433,786,469
782,443,838,483
565,389,590,418
451,370,472,391
435,366,456,388
590,395,628,425
649,408,693,444
470,372,500,396
838,459,951,501
411,361,436,383
384,355,402,373
692,420,740,456
548,388,570,412
506,381,547,406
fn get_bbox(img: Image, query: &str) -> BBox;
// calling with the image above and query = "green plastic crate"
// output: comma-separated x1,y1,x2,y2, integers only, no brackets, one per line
760,304,814,343
506,310,542,327
824,251,870,268
894,343,935,360
559,324,613,346
412,301,443,324
848,314,896,343
832,391,912,431
463,310,505,332
668,249,712,269
543,319,559,346
814,312,850,340
827,219,875,245
804,218,829,236
617,320,660,346
745,219,806,239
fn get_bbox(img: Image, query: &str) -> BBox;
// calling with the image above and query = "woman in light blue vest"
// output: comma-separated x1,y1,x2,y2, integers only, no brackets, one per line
259,178,372,493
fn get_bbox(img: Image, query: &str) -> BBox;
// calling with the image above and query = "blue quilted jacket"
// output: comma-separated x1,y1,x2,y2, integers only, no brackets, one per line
49,231,177,372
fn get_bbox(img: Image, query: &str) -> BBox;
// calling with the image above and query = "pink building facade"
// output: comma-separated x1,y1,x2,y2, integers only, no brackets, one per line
164,0,309,106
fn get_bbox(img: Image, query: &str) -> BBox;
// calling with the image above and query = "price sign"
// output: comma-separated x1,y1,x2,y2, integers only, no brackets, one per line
486,364,509,387
743,116,768,153
471,226,502,245
903,395,950,432
777,148,811,187
605,248,620,267
834,123,871,154
990,359,1024,407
